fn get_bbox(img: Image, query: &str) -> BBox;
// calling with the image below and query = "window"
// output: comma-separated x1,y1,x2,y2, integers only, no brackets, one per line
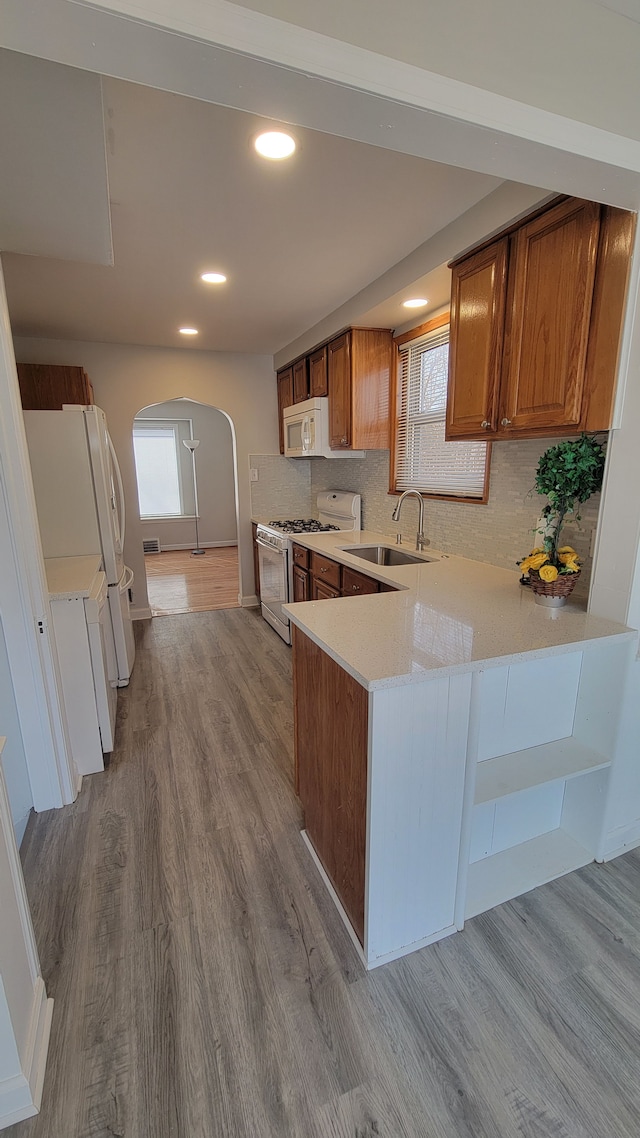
392,317,489,501
133,418,196,518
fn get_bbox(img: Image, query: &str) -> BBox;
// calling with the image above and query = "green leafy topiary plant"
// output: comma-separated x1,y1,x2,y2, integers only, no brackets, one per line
518,434,606,584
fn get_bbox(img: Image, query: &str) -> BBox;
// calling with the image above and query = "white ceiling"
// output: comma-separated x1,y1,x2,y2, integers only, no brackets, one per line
1,57,502,355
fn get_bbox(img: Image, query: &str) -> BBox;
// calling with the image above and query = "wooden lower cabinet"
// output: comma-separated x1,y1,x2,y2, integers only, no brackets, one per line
292,564,309,602
293,627,368,943
311,578,340,601
341,566,379,597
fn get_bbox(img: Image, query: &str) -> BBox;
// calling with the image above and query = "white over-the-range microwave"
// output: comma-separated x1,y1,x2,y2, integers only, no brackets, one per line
283,397,363,458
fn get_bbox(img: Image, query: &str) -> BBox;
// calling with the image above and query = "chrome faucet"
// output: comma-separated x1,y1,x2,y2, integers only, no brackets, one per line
392,490,426,551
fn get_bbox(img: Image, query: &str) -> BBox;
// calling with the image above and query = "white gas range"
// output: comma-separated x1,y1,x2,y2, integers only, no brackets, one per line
256,491,361,643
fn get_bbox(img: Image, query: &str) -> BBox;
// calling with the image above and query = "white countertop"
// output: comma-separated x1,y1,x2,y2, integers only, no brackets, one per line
283,531,636,690
44,555,103,600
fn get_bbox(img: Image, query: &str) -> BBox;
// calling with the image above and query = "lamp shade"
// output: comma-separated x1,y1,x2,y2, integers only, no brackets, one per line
183,439,200,452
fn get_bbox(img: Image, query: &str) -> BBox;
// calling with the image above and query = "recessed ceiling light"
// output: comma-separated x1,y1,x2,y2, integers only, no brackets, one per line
254,130,296,160
403,298,429,309
179,327,199,335
200,272,227,284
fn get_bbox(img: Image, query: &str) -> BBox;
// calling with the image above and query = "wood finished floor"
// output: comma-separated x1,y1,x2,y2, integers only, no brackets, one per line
144,547,239,616
10,607,640,1137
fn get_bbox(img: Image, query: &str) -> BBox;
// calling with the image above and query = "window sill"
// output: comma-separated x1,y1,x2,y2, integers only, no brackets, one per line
140,515,200,521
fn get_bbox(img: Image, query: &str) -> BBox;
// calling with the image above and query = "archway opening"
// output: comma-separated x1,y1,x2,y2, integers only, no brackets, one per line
133,397,240,616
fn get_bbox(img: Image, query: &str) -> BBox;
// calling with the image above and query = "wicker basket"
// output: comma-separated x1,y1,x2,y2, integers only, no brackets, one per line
528,567,581,605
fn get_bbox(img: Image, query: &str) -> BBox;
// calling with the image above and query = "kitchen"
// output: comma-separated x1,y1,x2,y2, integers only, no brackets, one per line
2,2,640,1133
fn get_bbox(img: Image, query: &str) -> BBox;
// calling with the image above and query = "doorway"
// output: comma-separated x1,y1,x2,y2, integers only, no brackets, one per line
133,398,239,616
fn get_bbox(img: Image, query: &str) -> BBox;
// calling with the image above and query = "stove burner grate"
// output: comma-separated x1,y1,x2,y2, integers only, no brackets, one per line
268,518,340,534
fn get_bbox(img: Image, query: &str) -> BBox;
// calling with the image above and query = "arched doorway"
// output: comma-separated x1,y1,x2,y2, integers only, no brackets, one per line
132,397,240,616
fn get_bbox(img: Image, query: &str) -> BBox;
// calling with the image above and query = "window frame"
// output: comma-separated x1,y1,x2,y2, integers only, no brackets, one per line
389,312,491,504
132,416,196,520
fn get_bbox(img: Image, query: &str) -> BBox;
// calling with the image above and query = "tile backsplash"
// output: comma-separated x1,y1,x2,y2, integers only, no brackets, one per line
250,441,602,597
249,454,311,519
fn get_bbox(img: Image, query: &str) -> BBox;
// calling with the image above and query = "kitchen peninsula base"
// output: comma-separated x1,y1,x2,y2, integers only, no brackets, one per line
287,542,636,969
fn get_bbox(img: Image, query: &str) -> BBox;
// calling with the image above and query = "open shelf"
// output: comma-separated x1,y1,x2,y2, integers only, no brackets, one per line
474,737,610,806
465,828,594,920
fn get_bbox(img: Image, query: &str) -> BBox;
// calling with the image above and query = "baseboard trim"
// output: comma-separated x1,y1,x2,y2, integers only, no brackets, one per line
157,541,238,551
602,820,640,862
240,594,259,608
131,607,152,621
0,980,53,1129
301,830,458,969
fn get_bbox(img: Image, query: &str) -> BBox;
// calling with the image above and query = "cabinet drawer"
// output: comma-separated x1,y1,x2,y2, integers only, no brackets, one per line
310,552,341,590
292,543,309,569
342,566,379,597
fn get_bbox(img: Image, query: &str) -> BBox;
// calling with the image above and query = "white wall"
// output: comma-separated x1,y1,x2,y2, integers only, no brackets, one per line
12,338,277,611
0,623,31,846
136,399,237,549
227,0,640,141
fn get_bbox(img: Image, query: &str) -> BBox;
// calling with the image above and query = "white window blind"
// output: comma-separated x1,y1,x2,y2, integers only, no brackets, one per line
133,418,196,518
395,325,488,499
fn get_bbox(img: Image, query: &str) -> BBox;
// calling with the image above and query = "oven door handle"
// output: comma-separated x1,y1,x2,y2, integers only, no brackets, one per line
256,536,287,555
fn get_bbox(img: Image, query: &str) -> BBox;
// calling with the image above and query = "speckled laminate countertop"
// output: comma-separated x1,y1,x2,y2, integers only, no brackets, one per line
44,555,102,600
283,531,636,690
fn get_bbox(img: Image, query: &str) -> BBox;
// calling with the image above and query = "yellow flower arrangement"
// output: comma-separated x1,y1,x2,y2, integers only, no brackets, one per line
517,546,581,578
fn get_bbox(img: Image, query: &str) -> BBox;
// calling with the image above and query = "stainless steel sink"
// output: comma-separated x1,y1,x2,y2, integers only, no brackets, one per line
343,545,434,566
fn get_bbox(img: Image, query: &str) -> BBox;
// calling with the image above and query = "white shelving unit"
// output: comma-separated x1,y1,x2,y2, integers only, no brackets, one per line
457,639,634,926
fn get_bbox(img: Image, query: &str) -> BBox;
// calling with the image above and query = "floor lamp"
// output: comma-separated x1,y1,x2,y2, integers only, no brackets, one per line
182,439,206,555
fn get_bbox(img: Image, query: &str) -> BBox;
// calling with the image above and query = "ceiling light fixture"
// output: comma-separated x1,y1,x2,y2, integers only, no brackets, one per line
254,130,296,160
403,298,429,309
200,272,227,284
179,326,199,335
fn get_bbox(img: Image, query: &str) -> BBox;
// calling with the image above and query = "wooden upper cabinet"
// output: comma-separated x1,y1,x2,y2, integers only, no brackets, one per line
17,363,94,410
447,238,508,439
276,366,294,454
328,328,392,450
500,197,601,435
446,197,635,442
292,357,309,404
308,345,328,397
328,332,352,448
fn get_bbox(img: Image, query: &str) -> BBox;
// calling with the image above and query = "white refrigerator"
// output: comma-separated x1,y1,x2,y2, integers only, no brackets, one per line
23,405,136,686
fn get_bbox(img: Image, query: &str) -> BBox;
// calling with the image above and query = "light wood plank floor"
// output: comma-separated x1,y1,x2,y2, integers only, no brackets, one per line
144,547,239,616
10,608,640,1137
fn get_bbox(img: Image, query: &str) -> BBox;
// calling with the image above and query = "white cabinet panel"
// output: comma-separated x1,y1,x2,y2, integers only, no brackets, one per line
477,653,582,761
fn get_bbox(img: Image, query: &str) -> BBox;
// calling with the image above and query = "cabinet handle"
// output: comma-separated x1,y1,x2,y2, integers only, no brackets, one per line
481,420,491,429
320,566,328,573
501,417,512,426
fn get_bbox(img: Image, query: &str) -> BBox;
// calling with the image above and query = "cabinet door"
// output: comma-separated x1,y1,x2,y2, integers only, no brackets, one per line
311,578,341,601
309,346,328,397
341,566,379,597
446,239,507,439
276,367,294,454
501,198,601,434
293,358,309,404
293,627,368,943
328,332,352,448
292,565,310,602
16,363,93,410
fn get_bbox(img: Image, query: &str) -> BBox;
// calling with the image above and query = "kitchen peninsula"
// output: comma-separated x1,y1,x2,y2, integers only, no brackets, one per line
285,531,637,969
